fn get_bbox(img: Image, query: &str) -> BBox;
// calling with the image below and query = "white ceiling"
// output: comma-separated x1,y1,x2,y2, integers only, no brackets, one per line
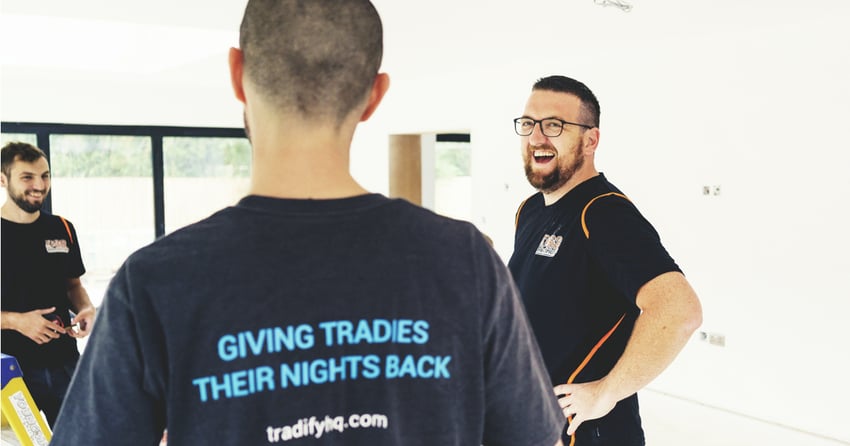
0,0,651,82
0,0,246,29
1,1,244,76
2,0,843,81
2,0,847,128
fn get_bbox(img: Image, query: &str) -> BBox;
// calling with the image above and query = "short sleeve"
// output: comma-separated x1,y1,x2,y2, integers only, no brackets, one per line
583,195,681,301
65,219,86,278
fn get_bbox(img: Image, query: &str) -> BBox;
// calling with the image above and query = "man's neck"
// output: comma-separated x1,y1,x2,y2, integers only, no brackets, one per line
249,150,369,198
249,172,369,200
246,110,369,200
246,139,368,199
541,170,600,206
0,202,40,223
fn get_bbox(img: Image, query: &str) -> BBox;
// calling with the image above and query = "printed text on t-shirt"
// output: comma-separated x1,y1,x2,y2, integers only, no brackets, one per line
191,318,453,403
266,413,389,443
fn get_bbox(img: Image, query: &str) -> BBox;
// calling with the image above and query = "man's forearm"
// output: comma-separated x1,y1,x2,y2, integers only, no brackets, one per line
67,278,94,313
1,311,22,331
598,271,702,402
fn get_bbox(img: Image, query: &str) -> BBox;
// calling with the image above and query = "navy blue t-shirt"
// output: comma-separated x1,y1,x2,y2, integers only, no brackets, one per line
508,174,681,445
52,194,563,446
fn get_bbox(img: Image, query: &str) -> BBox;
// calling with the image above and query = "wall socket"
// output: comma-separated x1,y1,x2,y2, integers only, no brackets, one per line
698,331,726,347
702,185,721,196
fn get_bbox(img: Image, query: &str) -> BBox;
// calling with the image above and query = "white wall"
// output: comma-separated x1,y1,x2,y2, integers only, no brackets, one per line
372,3,850,441
2,0,848,441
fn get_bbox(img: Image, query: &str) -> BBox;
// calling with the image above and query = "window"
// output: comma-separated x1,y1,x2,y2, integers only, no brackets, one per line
49,134,155,305
1,123,249,306
434,135,472,222
163,137,251,233
1,133,37,145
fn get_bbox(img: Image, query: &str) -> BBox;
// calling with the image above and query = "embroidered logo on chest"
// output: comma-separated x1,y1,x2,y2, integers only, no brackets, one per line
45,239,70,254
534,234,563,257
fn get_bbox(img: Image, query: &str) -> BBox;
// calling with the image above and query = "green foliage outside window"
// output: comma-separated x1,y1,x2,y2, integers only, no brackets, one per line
1,133,38,146
45,135,251,178
435,142,471,179
164,137,251,178
50,135,152,177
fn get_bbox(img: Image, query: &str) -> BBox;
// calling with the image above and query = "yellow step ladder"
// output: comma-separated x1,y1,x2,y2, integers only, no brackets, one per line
1,354,52,446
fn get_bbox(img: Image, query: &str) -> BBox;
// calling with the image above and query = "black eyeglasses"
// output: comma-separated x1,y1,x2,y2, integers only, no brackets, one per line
513,117,593,137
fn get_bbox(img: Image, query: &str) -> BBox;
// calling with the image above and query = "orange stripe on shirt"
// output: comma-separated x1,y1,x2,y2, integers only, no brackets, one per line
514,196,532,228
566,313,626,446
567,314,626,386
580,192,629,239
58,216,74,244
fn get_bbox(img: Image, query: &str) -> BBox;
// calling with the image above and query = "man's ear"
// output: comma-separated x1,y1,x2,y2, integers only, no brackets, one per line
0,174,7,188
583,127,600,155
359,73,391,122
229,47,247,104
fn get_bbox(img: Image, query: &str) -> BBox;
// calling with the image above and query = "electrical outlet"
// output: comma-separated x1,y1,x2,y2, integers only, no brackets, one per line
708,333,725,346
702,185,722,196
698,331,726,347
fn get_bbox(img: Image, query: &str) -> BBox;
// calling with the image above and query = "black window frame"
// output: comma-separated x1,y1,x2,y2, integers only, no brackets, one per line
1,121,247,238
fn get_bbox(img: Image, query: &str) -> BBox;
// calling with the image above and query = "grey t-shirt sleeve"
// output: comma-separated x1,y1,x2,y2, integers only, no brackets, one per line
51,262,166,446
475,235,565,446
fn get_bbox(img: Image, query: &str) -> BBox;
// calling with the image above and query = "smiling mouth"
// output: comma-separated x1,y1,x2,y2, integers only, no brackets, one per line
532,150,556,163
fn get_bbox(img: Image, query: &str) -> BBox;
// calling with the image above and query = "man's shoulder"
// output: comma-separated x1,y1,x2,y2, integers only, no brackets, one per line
32,212,74,234
573,173,623,196
514,192,544,222
571,175,632,210
389,197,479,233
519,192,545,209
36,211,73,226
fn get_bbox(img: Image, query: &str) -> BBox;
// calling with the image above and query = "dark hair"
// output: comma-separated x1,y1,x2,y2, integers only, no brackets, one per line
239,0,383,124
2,141,47,177
533,75,601,128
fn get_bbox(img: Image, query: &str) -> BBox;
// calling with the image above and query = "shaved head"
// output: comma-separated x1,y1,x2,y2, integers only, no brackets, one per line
239,0,383,123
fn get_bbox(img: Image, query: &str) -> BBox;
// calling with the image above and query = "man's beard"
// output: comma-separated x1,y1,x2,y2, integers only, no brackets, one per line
524,141,585,194
8,184,45,213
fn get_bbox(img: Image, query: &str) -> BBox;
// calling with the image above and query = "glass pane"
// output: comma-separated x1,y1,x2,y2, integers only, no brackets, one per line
49,134,154,307
1,133,39,207
1,132,38,146
434,140,472,222
163,137,251,233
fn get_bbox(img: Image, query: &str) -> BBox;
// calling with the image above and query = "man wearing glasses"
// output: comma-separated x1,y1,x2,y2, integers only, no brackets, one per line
508,75,703,446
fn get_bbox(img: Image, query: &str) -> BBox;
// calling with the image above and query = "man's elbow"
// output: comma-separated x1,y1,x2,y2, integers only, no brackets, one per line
679,291,703,337
638,271,703,336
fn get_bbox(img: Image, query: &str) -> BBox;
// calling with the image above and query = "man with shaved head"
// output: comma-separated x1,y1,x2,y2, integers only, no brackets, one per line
52,2,564,445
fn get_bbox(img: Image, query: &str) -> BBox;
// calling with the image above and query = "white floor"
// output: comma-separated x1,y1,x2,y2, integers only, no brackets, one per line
640,389,849,446
4,389,848,445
